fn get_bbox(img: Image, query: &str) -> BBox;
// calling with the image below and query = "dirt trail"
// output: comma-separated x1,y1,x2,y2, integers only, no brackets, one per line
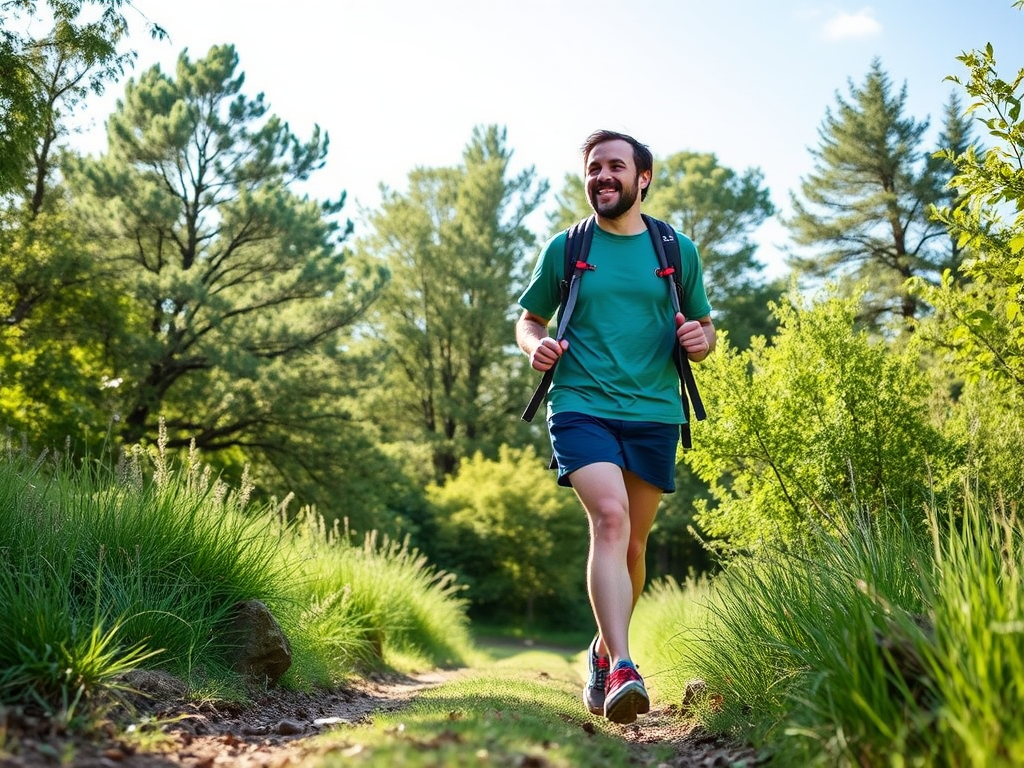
2,670,762,767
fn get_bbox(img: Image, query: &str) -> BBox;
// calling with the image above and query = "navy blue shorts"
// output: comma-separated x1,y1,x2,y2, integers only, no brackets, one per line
548,412,680,493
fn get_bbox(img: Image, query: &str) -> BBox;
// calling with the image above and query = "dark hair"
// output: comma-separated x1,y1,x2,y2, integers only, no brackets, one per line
581,129,654,200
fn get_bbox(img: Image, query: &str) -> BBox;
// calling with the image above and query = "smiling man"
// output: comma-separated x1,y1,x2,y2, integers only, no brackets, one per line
515,129,716,725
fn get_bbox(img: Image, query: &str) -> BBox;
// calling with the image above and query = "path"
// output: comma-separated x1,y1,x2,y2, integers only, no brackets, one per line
2,666,762,767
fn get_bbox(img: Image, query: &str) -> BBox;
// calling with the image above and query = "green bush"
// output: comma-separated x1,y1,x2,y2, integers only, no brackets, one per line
428,445,589,629
686,289,954,554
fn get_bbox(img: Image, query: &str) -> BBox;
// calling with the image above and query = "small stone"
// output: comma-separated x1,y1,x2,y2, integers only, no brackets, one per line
274,718,305,735
681,679,707,715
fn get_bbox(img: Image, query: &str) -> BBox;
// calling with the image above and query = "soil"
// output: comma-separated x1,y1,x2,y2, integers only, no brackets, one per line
0,671,764,768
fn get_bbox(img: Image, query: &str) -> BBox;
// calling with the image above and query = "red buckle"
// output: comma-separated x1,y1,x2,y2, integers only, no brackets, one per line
575,261,596,271
655,266,675,278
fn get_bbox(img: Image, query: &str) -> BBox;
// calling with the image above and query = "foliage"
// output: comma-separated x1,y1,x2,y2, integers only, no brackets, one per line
279,514,471,683
0,0,162,194
0,2,163,453
0,204,127,450
685,288,955,554
786,58,964,330
0,431,288,709
356,125,547,481
57,44,400,523
936,375,1024,498
0,432,473,715
915,37,1024,394
639,486,1024,767
426,445,588,628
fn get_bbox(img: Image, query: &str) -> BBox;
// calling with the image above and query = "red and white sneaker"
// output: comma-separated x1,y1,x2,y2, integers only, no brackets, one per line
603,660,650,724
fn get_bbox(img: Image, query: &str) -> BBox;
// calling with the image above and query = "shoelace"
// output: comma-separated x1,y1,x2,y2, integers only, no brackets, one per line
606,662,643,691
592,654,609,689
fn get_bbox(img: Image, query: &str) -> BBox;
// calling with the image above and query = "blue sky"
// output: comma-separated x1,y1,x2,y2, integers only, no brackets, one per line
71,0,1024,276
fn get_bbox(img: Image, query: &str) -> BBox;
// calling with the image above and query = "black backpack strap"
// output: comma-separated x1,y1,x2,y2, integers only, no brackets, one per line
642,214,705,449
521,216,595,423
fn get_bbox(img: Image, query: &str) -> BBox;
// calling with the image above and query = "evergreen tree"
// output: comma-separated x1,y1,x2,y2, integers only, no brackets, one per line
62,45,396,526
356,125,547,482
786,58,950,329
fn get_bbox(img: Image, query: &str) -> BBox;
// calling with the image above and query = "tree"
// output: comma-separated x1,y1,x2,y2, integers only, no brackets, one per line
548,152,782,349
356,125,547,482
0,0,161,195
913,29,1024,426
786,58,953,330
62,44,391,521
0,0,163,449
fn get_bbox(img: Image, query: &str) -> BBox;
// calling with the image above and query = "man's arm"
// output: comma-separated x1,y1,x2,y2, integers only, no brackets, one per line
516,310,567,371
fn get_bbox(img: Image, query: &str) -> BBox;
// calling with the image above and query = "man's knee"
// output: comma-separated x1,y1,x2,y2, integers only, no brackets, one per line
588,499,630,538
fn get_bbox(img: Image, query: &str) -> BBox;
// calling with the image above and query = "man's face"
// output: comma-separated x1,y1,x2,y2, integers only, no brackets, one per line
585,139,649,219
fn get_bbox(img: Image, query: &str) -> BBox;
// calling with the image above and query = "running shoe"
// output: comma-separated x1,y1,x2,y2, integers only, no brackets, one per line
604,659,650,724
583,634,609,715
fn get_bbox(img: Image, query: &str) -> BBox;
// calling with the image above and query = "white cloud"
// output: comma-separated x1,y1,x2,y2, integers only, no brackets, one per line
823,7,882,40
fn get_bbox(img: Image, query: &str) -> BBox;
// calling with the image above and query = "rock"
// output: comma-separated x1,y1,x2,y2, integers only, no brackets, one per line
681,679,707,715
223,599,293,686
274,718,305,735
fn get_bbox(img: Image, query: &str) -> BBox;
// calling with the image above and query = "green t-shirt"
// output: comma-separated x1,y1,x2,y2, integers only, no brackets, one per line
519,223,712,424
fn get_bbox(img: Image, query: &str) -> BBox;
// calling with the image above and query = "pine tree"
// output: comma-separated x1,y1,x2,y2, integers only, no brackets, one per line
60,44,399,525
356,125,547,481
786,58,949,329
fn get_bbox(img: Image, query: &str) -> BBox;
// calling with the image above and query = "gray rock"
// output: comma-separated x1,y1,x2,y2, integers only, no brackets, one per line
223,599,293,686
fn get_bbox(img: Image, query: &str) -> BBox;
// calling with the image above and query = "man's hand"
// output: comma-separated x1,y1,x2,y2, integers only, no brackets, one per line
676,313,714,362
530,337,569,371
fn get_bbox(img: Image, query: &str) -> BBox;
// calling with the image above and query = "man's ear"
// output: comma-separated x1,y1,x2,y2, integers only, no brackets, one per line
640,170,652,190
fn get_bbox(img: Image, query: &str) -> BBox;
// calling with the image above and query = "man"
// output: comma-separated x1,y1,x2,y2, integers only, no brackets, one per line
515,129,715,724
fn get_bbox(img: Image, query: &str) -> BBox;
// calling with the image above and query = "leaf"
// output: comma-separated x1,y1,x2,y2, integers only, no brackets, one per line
1008,235,1024,255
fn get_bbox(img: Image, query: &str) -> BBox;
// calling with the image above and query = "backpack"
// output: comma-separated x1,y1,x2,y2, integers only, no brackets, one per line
520,214,706,449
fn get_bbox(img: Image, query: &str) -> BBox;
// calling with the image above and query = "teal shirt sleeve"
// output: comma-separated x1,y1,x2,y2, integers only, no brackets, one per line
518,232,567,321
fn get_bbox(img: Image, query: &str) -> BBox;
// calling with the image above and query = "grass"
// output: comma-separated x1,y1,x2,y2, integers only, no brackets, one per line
0,428,474,723
4,423,1024,767
630,487,1024,767
304,640,673,768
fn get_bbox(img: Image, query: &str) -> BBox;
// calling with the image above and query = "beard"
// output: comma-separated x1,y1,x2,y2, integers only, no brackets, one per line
587,174,640,219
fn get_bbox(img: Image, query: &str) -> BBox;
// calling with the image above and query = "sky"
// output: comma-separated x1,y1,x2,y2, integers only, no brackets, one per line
64,0,1024,277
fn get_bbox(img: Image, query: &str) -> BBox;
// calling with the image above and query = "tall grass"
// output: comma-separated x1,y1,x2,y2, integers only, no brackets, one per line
276,510,471,687
633,487,1024,767
0,430,473,720
629,573,715,708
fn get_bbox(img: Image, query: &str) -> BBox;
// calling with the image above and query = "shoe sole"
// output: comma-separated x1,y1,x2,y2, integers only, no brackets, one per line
604,682,650,724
